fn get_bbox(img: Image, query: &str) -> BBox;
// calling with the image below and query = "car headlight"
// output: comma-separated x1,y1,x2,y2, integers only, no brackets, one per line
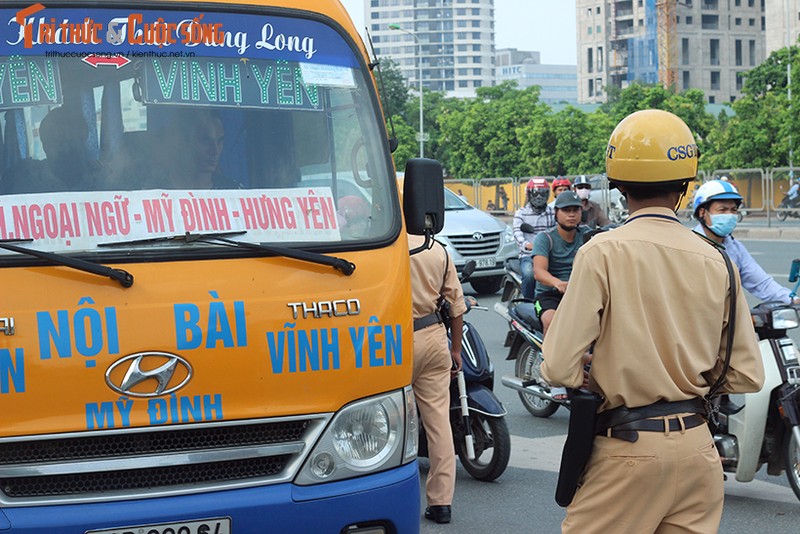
504,225,514,243
295,388,416,485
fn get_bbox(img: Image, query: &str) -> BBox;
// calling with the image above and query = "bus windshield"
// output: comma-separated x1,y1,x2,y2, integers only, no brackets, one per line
0,6,395,256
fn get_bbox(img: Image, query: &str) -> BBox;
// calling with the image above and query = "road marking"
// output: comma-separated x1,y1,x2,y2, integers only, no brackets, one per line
508,433,797,503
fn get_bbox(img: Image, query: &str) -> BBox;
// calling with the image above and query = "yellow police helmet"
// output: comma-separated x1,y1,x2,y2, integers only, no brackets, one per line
605,109,698,185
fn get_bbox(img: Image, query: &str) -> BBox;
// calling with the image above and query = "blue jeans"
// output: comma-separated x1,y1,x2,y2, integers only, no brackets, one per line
520,255,535,300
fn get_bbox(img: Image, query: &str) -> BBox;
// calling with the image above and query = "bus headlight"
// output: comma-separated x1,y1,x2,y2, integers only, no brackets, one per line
296,390,410,485
403,385,418,462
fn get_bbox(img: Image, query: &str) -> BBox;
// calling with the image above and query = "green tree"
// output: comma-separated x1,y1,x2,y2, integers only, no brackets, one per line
375,58,410,120
705,45,800,169
603,83,714,139
389,114,418,172
437,83,549,179
517,107,616,176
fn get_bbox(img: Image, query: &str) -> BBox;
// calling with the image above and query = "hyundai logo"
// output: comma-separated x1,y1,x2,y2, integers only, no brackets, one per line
105,352,193,398
472,232,484,241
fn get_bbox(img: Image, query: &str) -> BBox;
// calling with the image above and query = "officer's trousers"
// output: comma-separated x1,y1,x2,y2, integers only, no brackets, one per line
562,417,724,534
412,324,456,506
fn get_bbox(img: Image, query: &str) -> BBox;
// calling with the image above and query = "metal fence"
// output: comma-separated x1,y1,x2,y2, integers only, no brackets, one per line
445,169,799,225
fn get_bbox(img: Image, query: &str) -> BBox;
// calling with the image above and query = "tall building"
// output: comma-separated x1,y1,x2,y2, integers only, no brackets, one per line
496,48,578,105
577,0,766,104
765,0,800,55
366,0,496,97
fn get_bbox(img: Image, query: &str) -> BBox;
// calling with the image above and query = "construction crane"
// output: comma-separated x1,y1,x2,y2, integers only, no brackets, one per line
656,0,678,90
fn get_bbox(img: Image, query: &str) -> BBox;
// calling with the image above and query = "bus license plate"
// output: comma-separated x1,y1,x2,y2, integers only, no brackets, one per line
475,258,496,268
87,517,230,534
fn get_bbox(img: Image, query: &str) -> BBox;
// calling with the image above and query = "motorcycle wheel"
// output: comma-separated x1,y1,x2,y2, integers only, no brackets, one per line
777,210,789,222
455,413,510,482
470,276,503,295
785,426,800,502
514,343,559,418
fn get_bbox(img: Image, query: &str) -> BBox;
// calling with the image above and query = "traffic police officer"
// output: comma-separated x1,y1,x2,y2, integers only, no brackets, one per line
409,234,466,524
541,110,764,533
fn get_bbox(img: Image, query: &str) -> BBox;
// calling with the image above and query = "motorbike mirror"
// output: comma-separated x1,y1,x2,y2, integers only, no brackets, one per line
519,222,536,233
461,260,477,282
790,259,800,283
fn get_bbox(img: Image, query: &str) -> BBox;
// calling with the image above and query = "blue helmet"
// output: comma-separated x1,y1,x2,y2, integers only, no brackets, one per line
693,179,743,217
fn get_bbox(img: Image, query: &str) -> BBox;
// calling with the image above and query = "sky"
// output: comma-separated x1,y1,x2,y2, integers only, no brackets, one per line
339,0,577,65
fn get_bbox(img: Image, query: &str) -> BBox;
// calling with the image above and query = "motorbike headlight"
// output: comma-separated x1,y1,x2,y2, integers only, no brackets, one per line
772,308,800,330
504,225,514,243
295,389,410,485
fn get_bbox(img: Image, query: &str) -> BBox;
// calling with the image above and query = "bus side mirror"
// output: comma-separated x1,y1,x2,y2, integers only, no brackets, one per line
403,158,444,235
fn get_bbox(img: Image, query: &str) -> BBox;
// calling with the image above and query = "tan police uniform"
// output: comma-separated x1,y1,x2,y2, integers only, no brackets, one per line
542,207,764,533
409,234,467,507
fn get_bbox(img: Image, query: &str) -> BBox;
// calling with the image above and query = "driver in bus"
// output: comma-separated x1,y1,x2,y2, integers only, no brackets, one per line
161,109,232,189
6,105,98,193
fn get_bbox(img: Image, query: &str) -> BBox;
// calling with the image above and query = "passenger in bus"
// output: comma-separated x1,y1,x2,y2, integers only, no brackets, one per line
151,108,240,190
5,106,97,194
336,195,370,239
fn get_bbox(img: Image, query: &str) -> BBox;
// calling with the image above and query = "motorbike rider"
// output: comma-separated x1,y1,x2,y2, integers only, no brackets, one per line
693,179,800,305
573,175,611,229
408,234,466,525
533,191,589,400
548,176,572,208
513,177,556,299
541,109,764,533
787,176,800,206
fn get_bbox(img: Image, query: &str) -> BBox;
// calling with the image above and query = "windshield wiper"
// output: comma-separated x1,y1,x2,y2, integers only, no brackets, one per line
98,231,248,248
0,239,134,288
100,232,356,276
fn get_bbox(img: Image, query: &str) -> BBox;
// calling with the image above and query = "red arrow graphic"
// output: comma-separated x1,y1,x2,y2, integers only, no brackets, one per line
82,54,131,69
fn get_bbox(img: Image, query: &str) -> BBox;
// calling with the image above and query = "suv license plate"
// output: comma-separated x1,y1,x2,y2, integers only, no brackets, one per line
87,517,230,534
475,258,496,268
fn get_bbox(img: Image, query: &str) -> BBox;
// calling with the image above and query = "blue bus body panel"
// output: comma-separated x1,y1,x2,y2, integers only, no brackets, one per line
1,463,420,534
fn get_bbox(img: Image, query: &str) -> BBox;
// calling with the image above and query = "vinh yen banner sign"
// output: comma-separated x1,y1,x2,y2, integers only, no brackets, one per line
142,57,323,110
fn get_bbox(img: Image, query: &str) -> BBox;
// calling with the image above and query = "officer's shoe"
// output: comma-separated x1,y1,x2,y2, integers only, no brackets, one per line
425,505,452,524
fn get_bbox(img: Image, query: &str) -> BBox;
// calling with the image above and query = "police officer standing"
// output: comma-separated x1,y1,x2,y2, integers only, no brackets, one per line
541,110,764,533
408,234,466,524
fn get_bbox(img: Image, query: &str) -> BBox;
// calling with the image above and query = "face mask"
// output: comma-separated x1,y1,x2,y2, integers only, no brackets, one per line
707,213,738,237
528,190,548,210
575,188,590,200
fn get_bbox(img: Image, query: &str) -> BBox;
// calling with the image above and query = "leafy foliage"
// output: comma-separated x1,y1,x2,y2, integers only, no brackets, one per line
375,58,410,120
377,46,800,178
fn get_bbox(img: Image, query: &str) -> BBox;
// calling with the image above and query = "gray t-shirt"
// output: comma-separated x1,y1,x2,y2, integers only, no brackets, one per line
532,226,588,296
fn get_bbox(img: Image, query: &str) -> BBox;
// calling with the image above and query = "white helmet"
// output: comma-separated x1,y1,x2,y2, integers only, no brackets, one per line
692,179,743,217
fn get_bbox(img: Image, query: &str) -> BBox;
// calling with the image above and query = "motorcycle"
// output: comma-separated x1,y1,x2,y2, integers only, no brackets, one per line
418,261,511,481
495,297,567,417
608,194,629,224
776,192,800,221
498,222,536,305
712,259,800,500
496,224,611,417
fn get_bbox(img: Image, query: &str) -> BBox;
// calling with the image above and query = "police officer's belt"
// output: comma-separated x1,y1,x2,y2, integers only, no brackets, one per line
414,311,443,331
595,398,706,443
601,414,706,442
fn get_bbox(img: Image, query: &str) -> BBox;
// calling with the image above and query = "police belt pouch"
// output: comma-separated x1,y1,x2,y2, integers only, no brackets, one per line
555,389,603,507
